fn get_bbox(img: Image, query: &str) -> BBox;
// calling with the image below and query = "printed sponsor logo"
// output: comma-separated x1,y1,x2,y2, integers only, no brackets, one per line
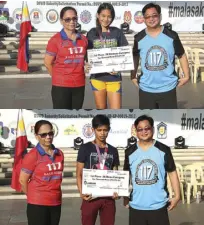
135,159,159,185
131,124,136,137
110,128,128,134
30,8,43,24
80,10,92,24
157,122,167,139
145,45,169,71
124,11,132,24
13,8,22,23
46,9,58,24
0,7,9,23
82,124,94,138
64,125,79,135
134,11,144,24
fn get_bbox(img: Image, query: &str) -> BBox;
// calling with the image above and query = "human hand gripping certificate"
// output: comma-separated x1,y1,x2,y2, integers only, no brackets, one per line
87,46,134,74
82,169,130,197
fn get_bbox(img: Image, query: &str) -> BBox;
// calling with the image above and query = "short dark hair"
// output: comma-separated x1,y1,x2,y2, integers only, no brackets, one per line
96,3,115,27
34,120,53,134
60,6,77,19
134,115,154,128
92,115,110,130
142,3,161,16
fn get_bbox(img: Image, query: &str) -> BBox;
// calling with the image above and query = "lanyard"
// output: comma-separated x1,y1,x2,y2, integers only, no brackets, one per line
95,144,108,170
99,34,107,48
99,30,110,48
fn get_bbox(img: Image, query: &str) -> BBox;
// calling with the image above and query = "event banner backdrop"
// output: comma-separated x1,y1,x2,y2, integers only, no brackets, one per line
0,109,204,148
0,1,203,32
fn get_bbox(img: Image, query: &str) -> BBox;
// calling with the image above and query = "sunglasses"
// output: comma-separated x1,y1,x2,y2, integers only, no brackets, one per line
144,14,160,20
63,17,78,23
136,127,152,133
37,131,54,138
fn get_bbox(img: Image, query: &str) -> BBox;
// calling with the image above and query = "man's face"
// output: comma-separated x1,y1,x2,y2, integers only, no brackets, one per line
93,125,110,142
136,120,154,142
144,7,161,29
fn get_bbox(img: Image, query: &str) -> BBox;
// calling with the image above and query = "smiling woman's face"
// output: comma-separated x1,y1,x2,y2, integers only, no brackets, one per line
97,9,113,29
61,9,78,31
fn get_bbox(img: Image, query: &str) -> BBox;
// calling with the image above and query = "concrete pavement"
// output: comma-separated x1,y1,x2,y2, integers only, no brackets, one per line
0,76,203,109
0,198,203,225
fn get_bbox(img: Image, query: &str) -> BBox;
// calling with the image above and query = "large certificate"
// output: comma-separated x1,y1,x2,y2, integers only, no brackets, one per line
82,169,130,197
87,46,134,74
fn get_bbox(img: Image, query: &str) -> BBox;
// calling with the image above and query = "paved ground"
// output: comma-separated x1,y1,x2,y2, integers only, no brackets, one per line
0,76,203,109
0,198,203,225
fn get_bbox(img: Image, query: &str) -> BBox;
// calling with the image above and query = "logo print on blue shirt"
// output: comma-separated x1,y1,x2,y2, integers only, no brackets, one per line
135,159,159,185
145,45,168,71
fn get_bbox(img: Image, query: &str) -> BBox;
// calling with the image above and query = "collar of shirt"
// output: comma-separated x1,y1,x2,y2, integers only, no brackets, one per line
60,29,81,41
36,143,60,156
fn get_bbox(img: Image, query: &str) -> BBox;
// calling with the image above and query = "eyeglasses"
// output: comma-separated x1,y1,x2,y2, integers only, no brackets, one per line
62,17,78,23
144,14,160,20
136,127,152,133
37,131,54,138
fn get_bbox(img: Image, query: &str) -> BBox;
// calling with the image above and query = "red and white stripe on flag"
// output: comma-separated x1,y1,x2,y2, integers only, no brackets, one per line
11,109,28,192
17,1,32,72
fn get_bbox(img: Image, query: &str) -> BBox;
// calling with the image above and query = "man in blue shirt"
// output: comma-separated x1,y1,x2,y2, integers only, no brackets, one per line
123,115,180,225
131,3,190,109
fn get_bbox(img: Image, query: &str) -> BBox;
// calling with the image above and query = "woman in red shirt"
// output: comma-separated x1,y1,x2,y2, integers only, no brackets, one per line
19,120,64,225
44,7,88,109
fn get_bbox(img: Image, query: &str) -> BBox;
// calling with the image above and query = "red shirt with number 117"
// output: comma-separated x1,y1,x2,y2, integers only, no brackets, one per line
46,29,88,87
21,143,64,206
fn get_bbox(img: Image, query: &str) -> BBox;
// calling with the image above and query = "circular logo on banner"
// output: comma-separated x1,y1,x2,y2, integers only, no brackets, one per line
134,11,144,24
80,10,92,24
13,8,22,24
124,11,132,24
82,124,94,138
52,123,59,137
30,8,43,24
46,9,58,24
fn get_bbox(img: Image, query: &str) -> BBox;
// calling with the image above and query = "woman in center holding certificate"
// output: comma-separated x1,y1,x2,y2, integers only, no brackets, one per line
86,3,128,109
76,114,120,225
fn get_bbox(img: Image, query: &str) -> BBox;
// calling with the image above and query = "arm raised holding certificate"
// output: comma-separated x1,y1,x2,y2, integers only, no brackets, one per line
76,115,122,201
76,115,127,224
85,3,130,109
87,46,134,74
82,169,129,198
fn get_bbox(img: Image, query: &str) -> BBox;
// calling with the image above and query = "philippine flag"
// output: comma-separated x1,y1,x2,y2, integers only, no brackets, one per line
17,1,32,72
11,109,28,192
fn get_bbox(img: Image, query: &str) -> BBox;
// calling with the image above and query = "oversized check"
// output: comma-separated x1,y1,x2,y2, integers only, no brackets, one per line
82,169,129,197
87,46,134,74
